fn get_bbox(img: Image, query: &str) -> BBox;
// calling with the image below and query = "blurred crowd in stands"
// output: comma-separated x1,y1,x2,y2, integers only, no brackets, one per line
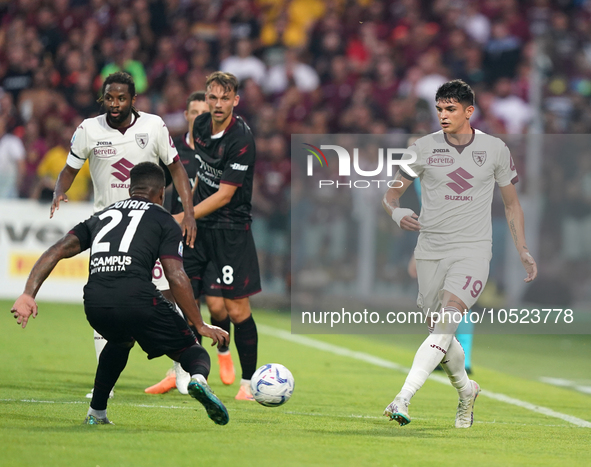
1,0,591,299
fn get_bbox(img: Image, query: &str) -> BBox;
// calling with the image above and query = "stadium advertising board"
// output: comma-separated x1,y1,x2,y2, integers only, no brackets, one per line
0,200,92,303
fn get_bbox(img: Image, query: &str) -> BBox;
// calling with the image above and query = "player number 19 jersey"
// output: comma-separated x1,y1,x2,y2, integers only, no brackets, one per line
401,129,518,261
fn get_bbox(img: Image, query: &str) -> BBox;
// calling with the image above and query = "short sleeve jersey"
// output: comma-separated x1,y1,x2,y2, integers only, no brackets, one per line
69,197,183,307
401,129,518,261
170,132,198,215
67,112,179,212
192,113,256,229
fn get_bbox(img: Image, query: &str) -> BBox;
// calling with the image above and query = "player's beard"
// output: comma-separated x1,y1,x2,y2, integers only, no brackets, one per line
107,107,132,126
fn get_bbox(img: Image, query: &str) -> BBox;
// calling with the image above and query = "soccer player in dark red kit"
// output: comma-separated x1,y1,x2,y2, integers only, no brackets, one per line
174,72,261,400
146,91,236,395
11,162,229,426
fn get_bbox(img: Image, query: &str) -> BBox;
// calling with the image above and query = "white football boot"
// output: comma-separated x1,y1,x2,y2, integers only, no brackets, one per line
383,395,411,426
455,380,480,428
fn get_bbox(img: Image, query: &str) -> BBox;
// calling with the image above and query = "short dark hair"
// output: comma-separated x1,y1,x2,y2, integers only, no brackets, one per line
205,71,239,94
97,72,139,118
129,162,165,194
186,90,206,109
101,71,136,99
435,79,475,107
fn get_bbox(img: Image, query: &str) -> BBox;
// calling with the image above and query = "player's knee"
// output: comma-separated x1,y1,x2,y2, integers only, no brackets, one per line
433,305,464,335
207,297,227,320
224,298,251,323
114,340,135,350
180,344,211,366
441,293,467,313
227,308,251,324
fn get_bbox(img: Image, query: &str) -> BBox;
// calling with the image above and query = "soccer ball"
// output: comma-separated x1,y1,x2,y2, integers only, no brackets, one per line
250,363,294,407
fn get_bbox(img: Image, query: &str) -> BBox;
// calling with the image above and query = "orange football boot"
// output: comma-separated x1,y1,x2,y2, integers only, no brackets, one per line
218,351,235,385
145,369,176,394
235,382,255,401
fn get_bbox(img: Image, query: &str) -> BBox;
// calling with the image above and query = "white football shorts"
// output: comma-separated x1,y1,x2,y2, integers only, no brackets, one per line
151,259,170,291
416,256,490,316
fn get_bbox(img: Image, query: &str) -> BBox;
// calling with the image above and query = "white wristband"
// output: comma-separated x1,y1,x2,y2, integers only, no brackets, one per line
391,208,415,227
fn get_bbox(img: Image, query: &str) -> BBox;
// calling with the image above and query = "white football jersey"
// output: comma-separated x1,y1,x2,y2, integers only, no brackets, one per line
67,112,178,212
402,129,518,260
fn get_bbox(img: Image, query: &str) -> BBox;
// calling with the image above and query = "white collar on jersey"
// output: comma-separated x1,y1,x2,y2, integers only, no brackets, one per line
211,129,224,140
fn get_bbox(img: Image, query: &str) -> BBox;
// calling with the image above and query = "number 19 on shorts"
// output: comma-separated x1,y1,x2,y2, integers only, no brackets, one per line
462,275,483,298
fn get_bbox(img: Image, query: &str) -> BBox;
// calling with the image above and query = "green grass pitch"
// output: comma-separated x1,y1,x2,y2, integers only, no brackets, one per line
1,299,590,467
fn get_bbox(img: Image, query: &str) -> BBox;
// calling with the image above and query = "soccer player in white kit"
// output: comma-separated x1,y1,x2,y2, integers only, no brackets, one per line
381,80,537,428
50,72,197,397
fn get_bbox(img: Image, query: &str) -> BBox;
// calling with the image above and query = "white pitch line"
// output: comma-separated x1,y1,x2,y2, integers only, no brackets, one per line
258,324,591,428
540,377,591,395
0,399,86,405
0,400,569,428
0,399,191,409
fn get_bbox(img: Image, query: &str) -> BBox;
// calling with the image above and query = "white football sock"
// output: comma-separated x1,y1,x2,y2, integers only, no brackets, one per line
94,330,107,362
87,407,107,418
190,374,207,385
399,307,463,400
440,337,472,399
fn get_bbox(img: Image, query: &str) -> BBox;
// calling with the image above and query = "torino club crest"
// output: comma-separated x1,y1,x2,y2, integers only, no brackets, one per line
472,151,487,167
136,133,149,149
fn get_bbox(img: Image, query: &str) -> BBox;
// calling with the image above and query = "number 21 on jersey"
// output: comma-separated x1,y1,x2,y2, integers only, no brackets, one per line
91,209,145,255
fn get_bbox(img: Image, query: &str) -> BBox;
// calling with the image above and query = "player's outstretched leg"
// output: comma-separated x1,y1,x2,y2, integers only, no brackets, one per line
86,330,114,399
384,306,463,426
176,344,229,425
233,313,258,401
86,341,132,425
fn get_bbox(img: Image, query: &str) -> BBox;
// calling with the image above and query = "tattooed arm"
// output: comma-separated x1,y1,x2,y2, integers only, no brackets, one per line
499,183,537,282
382,171,420,231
